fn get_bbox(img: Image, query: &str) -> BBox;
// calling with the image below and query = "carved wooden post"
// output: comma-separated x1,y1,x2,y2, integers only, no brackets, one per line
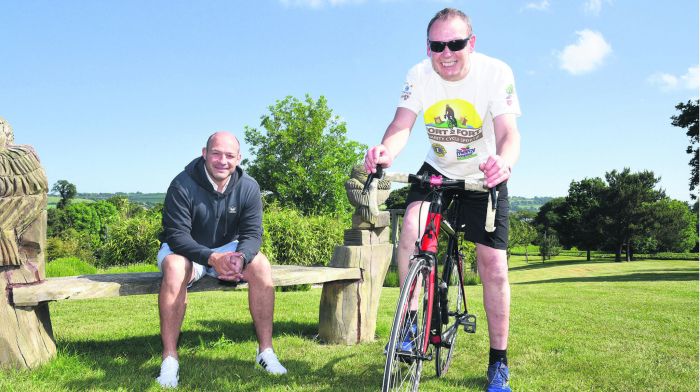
0,117,56,369
318,166,393,344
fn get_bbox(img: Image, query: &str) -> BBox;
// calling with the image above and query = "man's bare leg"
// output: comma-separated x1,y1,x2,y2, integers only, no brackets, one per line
241,252,274,350
158,254,195,359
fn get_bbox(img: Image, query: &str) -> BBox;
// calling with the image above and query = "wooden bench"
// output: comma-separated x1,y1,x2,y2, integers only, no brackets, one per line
10,265,361,307
2,235,392,370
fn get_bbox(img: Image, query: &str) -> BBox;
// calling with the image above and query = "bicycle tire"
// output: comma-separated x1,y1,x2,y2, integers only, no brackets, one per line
382,257,431,392
435,254,464,377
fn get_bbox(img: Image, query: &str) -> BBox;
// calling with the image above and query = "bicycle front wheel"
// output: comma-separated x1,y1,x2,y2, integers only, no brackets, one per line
435,254,464,377
382,257,431,392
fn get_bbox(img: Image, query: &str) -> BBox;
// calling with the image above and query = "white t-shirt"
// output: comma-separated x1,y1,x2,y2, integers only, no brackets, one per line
398,52,521,180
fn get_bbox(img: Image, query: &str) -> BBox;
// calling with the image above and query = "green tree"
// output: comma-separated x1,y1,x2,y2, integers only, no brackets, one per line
671,99,699,202
534,197,565,236
509,213,537,263
51,180,77,209
244,94,367,215
560,177,607,261
537,231,561,262
534,198,566,262
602,168,665,262
642,198,697,252
107,195,145,218
384,186,410,210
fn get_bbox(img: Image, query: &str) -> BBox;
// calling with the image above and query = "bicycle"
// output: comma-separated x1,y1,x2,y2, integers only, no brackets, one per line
363,167,497,392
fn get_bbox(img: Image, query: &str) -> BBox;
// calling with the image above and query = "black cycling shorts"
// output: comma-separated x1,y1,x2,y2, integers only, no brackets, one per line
404,162,509,250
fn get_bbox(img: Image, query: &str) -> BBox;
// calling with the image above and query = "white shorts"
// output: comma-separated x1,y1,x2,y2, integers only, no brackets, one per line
157,241,239,285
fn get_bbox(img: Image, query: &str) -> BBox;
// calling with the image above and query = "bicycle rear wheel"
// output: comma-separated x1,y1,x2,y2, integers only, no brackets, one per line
435,254,464,377
382,257,431,392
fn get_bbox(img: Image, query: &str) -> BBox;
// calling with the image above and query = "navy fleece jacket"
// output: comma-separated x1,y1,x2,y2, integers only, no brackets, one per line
159,157,263,266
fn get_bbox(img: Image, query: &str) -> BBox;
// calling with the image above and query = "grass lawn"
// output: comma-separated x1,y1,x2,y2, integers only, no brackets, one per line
1,256,697,391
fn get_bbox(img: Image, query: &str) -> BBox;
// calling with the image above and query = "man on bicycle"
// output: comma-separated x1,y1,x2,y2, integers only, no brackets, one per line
365,8,520,392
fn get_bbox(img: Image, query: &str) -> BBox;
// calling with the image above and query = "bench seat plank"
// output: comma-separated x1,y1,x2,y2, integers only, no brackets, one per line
11,265,361,307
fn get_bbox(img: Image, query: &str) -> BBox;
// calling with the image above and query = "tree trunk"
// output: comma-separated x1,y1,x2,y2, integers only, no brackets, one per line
615,245,622,262
586,249,591,261
626,241,633,262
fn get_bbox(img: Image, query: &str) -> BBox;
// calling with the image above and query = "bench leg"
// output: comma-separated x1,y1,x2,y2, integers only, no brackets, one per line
318,243,392,344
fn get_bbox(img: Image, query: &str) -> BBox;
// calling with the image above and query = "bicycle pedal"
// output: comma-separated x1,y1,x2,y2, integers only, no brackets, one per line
459,314,477,333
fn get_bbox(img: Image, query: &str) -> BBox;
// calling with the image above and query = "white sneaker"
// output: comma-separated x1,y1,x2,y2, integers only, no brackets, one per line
256,348,287,375
156,356,179,388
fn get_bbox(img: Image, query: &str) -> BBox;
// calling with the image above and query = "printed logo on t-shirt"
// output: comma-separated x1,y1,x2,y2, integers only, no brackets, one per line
423,99,483,144
456,145,477,160
505,84,515,106
401,82,413,101
432,143,447,157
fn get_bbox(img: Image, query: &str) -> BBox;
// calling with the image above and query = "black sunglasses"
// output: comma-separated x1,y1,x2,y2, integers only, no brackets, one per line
428,35,472,53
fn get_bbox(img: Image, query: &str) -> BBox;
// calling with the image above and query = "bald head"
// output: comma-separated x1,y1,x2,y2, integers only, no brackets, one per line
205,131,240,152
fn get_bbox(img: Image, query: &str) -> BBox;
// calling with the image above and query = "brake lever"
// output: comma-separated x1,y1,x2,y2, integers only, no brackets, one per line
490,187,497,210
361,166,384,195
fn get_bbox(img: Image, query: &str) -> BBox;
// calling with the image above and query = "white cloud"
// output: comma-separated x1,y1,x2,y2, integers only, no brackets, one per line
583,0,611,16
279,0,366,8
522,0,550,11
557,29,612,75
648,66,700,92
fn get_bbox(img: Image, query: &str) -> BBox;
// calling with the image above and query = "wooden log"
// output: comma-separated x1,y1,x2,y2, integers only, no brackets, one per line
11,265,361,307
318,243,393,344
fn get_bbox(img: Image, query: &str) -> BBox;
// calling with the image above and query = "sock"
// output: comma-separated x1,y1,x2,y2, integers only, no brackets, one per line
489,348,508,366
409,310,418,325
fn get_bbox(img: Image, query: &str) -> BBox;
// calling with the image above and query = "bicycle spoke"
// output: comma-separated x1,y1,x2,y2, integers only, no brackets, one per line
382,258,430,391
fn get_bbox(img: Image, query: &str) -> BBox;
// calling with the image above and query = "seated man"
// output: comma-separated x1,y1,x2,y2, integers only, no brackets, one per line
156,131,286,388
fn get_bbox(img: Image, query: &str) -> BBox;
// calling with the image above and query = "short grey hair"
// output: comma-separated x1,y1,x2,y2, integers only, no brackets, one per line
426,8,472,38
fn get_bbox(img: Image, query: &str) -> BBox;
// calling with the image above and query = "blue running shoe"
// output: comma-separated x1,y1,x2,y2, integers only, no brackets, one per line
486,361,511,392
398,322,417,353
384,322,417,356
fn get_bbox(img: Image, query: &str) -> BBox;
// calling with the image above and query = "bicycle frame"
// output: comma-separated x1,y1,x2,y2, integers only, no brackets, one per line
415,177,470,355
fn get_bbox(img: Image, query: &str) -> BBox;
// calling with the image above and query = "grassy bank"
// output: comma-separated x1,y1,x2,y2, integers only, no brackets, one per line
1,256,697,391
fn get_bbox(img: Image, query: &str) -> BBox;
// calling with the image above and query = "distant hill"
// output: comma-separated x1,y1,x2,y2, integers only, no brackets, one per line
510,196,553,212
47,192,166,208
77,192,166,207
48,193,553,213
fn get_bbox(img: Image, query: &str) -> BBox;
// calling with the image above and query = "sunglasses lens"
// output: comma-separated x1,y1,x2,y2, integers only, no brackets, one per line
430,41,446,52
447,39,468,51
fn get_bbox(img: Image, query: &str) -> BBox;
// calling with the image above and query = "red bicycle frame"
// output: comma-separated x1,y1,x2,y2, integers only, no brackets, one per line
417,175,445,353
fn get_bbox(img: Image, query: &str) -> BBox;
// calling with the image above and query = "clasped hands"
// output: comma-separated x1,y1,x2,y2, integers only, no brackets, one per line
208,251,245,282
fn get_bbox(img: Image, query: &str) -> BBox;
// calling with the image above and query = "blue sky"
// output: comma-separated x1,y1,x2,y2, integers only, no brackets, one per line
1,1,698,202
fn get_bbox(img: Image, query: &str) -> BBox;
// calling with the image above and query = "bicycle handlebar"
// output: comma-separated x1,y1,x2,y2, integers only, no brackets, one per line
362,165,499,232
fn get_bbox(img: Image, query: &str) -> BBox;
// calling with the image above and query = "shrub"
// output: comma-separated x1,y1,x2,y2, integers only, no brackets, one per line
276,284,311,292
463,271,481,286
46,229,97,264
46,257,97,277
101,263,159,274
383,266,399,287
630,252,699,261
98,211,161,267
261,204,347,266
